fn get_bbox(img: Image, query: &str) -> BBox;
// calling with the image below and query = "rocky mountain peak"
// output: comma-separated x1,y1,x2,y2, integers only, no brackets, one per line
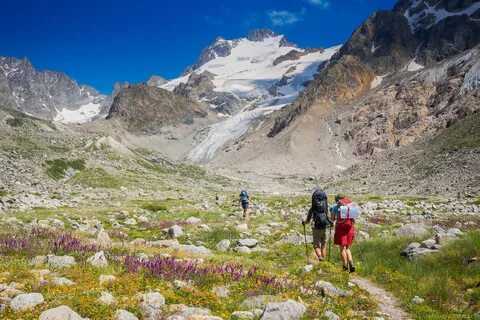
246,28,277,41
0,55,108,123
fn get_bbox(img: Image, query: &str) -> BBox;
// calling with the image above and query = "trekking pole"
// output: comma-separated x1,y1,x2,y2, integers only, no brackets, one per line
302,222,309,264
328,225,332,262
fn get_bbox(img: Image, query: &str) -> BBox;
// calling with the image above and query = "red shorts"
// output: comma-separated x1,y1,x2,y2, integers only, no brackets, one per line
334,219,355,247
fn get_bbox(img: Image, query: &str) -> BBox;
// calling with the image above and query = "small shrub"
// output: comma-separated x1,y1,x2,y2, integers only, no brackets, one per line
5,117,23,127
46,158,85,180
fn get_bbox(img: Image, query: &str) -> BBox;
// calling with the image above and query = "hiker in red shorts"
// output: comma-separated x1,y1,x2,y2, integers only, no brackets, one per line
330,194,356,272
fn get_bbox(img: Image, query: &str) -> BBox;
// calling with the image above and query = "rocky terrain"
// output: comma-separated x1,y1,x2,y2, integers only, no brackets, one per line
1,1,480,318
203,0,480,196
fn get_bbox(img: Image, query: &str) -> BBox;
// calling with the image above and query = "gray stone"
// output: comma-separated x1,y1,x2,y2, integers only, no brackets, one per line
237,238,258,248
51,277,75,287
231,311,255,320
216,239,231,252
411,295,424,304
87,251,108,268
212,286,230,298
138,292,165,319
395,224,429,238
115,309,139,320
46,255,76,268
98,291,116,305
39,306,86,320
260,300,306,320
315,280,349,297
10,293,44,312
324,310,340,320
168,225,184,238
240,295,278,310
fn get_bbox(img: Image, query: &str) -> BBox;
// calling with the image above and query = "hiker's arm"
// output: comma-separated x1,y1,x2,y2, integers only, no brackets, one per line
304,208,313,224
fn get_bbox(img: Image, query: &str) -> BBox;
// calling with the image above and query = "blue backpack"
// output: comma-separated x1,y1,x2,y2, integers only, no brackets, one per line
240,190,249,202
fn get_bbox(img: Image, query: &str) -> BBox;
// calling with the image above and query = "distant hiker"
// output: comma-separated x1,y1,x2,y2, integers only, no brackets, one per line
239,190,250,220
303,188,332,262
331,194,360,272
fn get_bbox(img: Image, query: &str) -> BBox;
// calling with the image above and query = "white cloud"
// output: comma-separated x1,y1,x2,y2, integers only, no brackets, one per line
307,0,330,9
267,10,302,26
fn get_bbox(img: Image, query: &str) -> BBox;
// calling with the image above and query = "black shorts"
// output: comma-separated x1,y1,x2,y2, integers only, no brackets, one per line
241,201,249,210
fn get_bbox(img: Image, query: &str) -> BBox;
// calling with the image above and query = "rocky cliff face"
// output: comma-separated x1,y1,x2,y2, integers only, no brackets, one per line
268,0,480,138
0,57,108,123
106,84,207,133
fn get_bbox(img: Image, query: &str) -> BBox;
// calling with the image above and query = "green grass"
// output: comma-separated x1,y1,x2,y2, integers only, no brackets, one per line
353,231,480,319
45,158,86,180
70,167,123,189
431,112,480,152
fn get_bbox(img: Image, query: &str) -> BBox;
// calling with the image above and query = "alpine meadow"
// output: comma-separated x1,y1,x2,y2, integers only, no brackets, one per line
0,0,479,319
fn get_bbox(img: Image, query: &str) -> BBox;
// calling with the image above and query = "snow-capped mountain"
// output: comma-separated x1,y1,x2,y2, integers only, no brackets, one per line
160,29,341,162
0,56,108,124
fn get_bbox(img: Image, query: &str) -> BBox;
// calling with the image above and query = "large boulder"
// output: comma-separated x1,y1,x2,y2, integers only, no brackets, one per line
260,300,306,320
394,224,429,238
10,293,44,312
39,306,85,320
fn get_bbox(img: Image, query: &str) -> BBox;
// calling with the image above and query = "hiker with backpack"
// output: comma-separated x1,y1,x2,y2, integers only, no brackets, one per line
330,194,360,272
239,190,250,220
302,189,333,262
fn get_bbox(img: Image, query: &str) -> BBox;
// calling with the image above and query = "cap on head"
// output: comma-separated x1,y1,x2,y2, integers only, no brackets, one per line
335,194,345,202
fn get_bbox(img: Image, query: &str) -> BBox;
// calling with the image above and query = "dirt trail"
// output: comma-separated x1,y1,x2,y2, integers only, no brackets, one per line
351,277,412,320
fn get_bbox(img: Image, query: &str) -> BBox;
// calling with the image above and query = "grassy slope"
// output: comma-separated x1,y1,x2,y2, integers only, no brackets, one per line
353,232,480,319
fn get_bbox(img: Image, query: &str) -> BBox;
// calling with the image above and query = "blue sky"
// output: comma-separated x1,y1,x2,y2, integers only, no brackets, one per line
1,0,396,93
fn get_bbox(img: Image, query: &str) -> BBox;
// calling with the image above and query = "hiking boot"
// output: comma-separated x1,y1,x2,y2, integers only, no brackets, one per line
348,262,356,273
343,265,349,271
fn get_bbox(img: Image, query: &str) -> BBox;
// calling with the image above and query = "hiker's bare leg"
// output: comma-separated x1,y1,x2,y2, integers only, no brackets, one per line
314,247,323,260
321,242,327,259
346,247,353,263
340,246,348,266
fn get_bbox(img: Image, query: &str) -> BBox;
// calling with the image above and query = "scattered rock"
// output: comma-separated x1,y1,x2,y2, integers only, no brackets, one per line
212,286,230,298
149,239,179,248
186,217,202,224
237,238,258,248
315,280,349,297
39,305,86,320
96,229,112,249
231,311,255,320
51,277,75,287
240,295,278,310
10,293,44,312
260,300,306,320
138,292,165,319
411,295,424,304
235,224,249,232
324,310,340,320
216,239,231,252
99,274,117,286
98,291,116,305
394,224,429,238
46,255,76,268
87,251,108,268
169,225,184,238
115,309,139,320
